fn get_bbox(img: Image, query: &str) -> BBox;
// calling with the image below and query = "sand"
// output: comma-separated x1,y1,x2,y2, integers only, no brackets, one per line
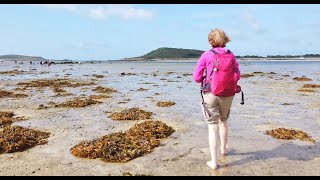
0,60,319,176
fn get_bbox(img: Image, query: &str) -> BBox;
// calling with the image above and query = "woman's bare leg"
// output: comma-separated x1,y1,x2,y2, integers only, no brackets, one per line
207,124,219,169
219,120,228,155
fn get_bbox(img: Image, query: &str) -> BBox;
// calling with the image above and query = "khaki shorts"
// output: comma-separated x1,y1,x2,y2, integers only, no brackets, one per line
201,92,234,124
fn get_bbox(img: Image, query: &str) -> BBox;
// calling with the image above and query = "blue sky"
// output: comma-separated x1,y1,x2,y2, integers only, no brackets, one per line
0,4,320,60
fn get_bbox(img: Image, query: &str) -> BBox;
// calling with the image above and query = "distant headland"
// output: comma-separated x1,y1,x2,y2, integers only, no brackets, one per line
1,48,320,62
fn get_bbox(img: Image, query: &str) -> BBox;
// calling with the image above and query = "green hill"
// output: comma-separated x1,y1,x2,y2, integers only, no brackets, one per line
137,47,204,59
0,55,46,61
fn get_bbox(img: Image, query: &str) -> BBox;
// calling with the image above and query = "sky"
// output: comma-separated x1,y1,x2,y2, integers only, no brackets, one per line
0,4,320,60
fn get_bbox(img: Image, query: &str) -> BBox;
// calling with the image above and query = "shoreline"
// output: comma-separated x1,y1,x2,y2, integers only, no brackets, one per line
2,58,320,65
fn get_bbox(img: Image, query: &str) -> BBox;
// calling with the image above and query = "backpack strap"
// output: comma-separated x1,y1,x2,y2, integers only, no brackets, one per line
210,49,219,55
211,49,231,54
240,90,244,105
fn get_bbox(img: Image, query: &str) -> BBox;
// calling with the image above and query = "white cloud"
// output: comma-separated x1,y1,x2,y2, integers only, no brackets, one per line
31,4,154,21
242,11,266,33
87,5,154,20
156,39,175,45
242,11,260,30
31,4,78,12
191,13,225,19
73,41,110,49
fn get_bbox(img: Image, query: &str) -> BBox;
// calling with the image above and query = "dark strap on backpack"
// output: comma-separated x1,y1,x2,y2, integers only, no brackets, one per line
240,90,244,105
210,49,231,55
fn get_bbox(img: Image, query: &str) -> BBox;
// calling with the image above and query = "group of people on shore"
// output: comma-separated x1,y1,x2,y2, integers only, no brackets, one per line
18,60,53,66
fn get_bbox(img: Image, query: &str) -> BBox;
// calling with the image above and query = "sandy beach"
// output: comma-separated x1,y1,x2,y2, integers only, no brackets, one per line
0,60,319,176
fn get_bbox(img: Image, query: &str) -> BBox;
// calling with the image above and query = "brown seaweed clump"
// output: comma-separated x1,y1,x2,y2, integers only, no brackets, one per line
52,93,74,97
89,94,112,100
298,89,316,93
0,111,27,127
136,88,149,92
0,126,50,154
70,120,175,163
54,98,102,108
0,111,14,118
1,111,15,127
92,86,117,94
17,78,95,89
252,72,276,75
53,87,67,93
241,74,254,78
266,128,316,143
293,76,312,81
0,112,28,126
109,108,153,121
302,84,320,88
0,90,28,98
156,101,176,107
0,70,28,75
281,103,294,105
182,73,193,77
93,74,104,78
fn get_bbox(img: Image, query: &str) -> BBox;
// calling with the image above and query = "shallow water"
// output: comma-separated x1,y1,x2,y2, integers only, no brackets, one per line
0,60,319,176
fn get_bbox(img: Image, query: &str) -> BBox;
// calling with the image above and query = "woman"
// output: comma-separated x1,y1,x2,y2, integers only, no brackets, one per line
193,28,240,170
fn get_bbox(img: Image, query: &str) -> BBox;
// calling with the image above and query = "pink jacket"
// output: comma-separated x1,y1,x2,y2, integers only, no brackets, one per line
193,47,240,84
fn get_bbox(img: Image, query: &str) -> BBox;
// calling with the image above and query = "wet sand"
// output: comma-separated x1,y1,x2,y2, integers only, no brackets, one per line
0,60,320,176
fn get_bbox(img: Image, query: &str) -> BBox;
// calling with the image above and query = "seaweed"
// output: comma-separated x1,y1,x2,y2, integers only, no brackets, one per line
156,101,176,107
293,76,312,81
241,74,255,78
0,126,50,154
266,128,315,143
17,78,95,89
71,121,175,163
298,89,316,93
93,74,104,78
92,86,117,94
302,84,320,88
53,87,66,93
136,88,149,92
54,98,102,108
0,90,28,98
109,108,153,121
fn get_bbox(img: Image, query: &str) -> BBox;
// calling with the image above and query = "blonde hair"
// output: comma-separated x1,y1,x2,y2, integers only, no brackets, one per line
208,28,230,48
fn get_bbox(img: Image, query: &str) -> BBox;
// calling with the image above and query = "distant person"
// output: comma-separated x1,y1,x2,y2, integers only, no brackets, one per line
48,61,52,66
30,61,32,65
193,28,241,170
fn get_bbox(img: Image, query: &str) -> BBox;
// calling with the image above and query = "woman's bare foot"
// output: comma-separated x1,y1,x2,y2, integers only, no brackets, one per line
207,161,218,170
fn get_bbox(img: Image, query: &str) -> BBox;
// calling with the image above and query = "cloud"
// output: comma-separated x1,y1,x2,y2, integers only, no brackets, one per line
191,13,225,19
242,11,266,33
191,11,239,19
31,4,154,21
72,41,110,49
87,5,154,20
31,4,77,12
156,39,175,45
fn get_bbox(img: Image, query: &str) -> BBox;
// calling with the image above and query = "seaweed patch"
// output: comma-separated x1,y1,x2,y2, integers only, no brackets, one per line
70,121,175,163
109,108,153,121
266,128,315,143
0,126,50,153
